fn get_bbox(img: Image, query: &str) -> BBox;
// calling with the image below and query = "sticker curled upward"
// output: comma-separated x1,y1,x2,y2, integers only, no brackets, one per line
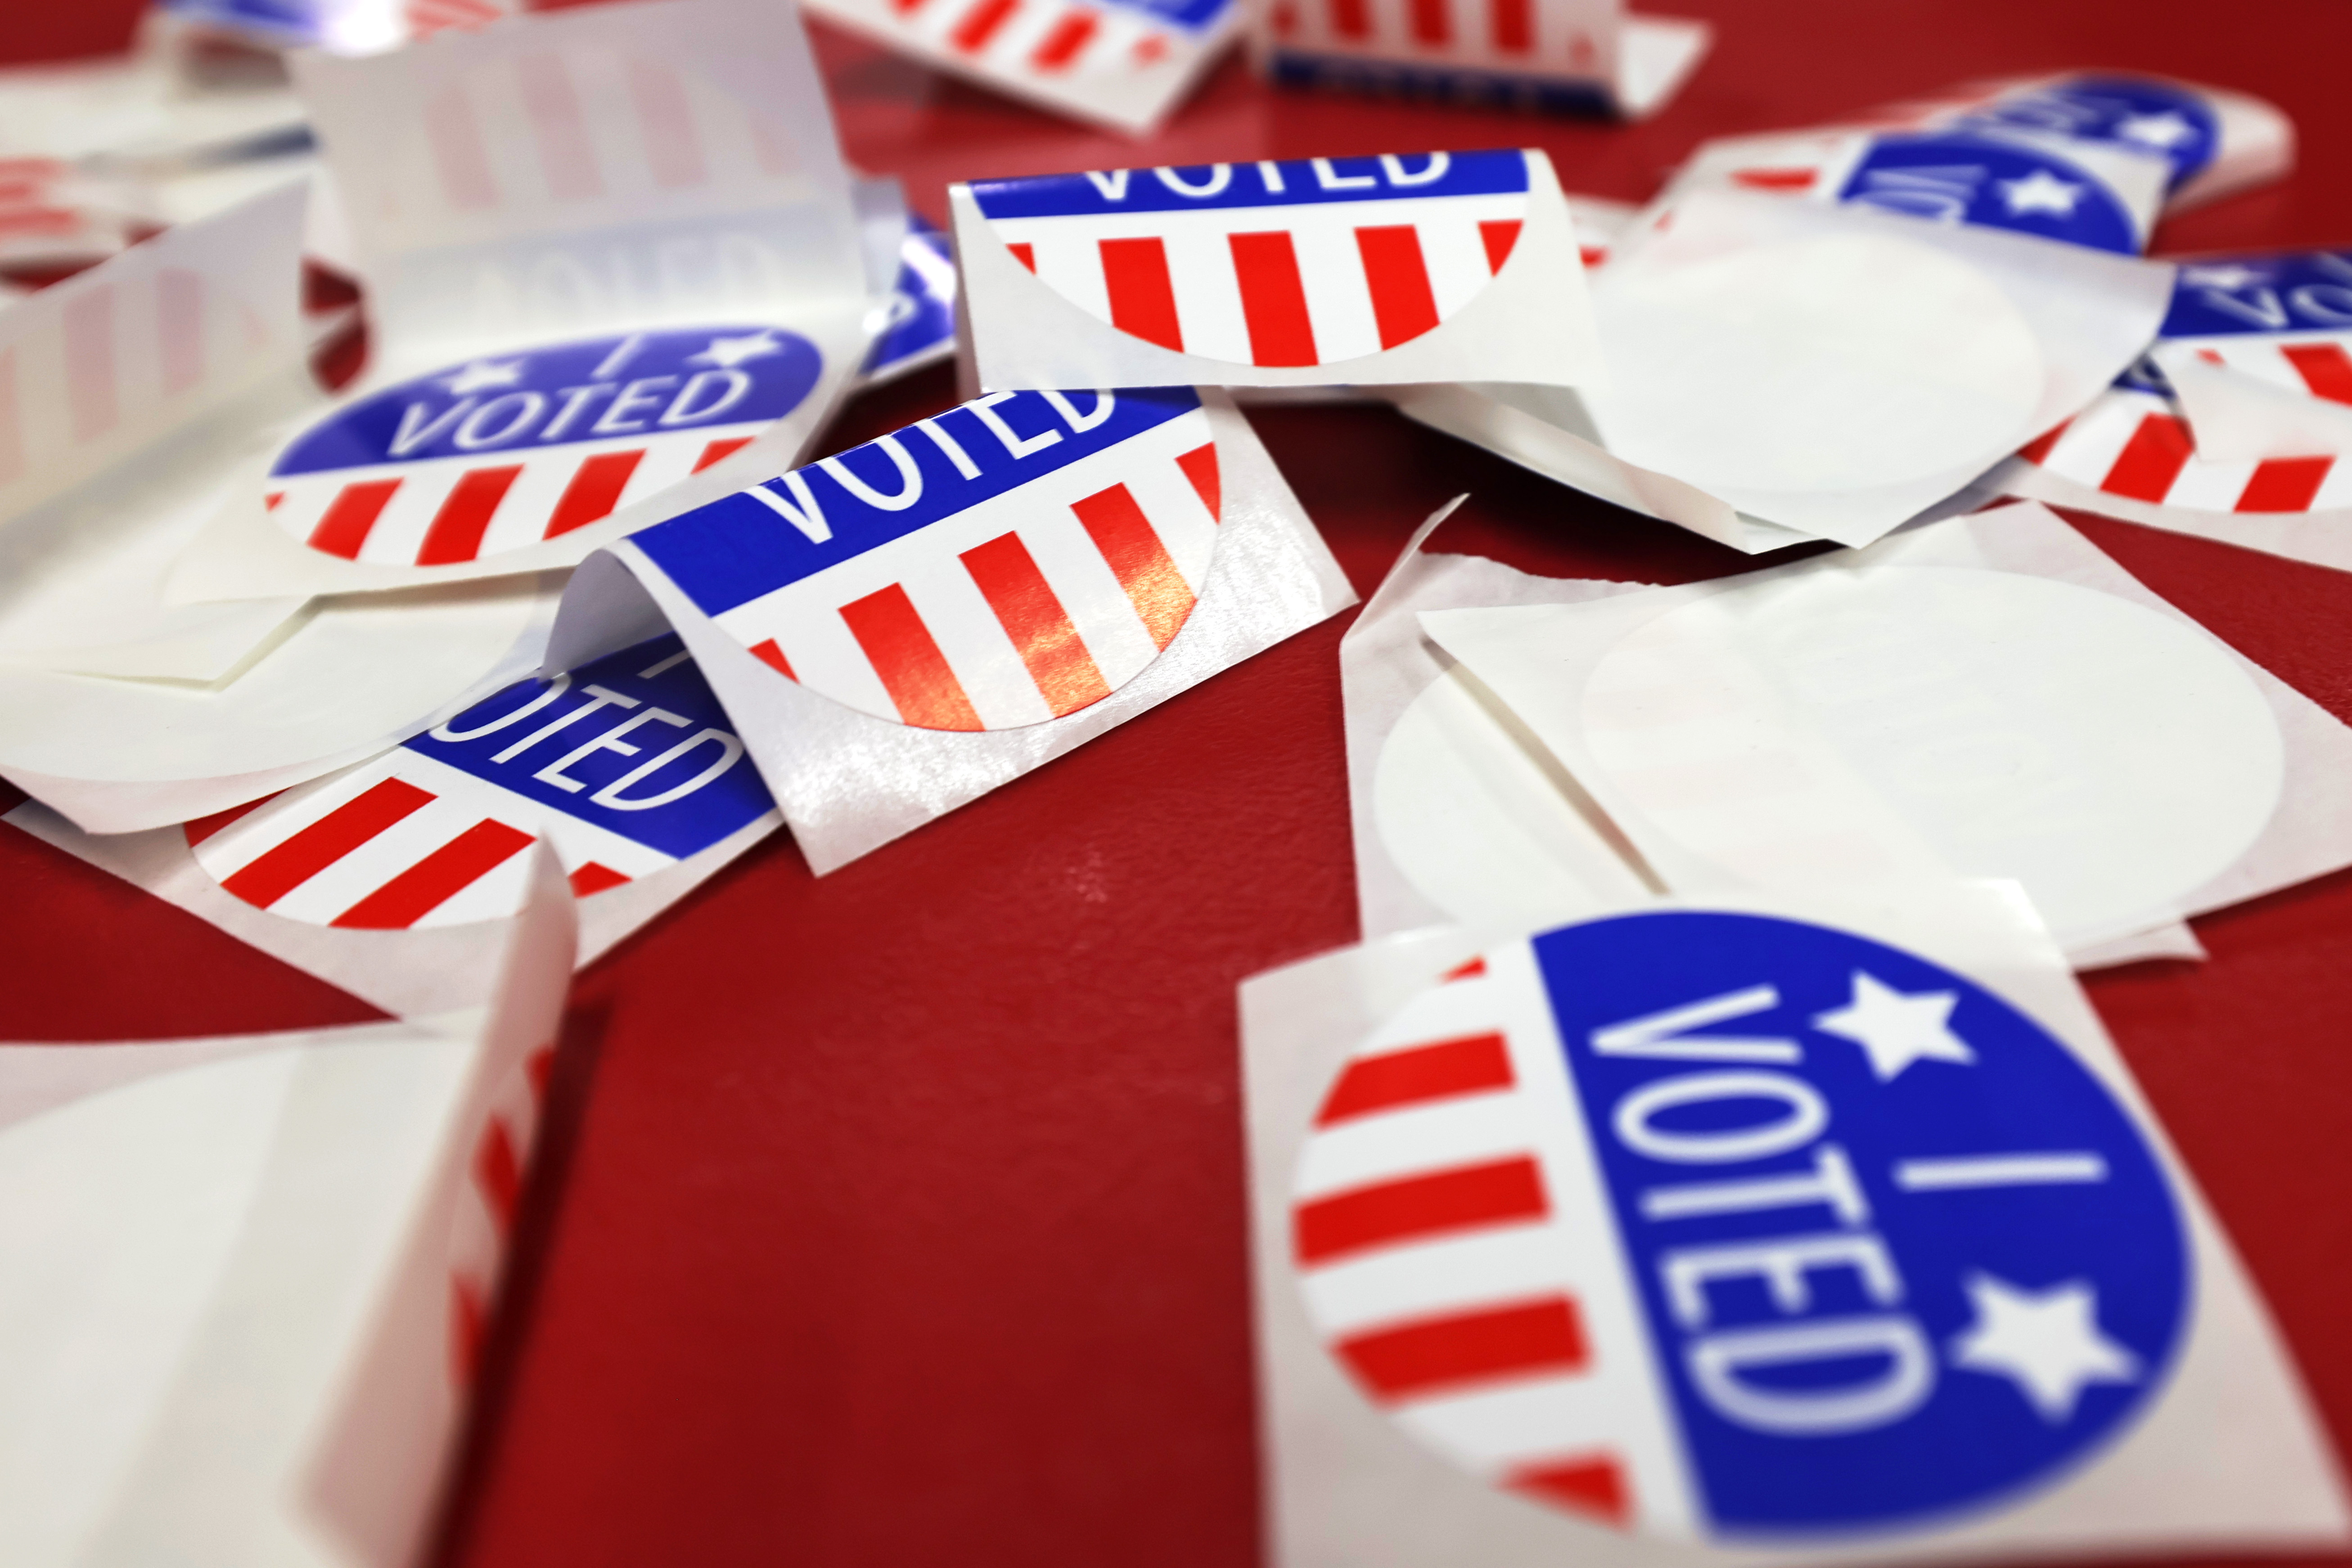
1293,910,2187,1537
628,386,1225,731
183,633,776,928
266,327,825,567
968,152,1531,367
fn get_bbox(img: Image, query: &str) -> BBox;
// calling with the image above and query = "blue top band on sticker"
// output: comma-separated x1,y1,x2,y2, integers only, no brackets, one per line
272,327,824,477
1089,0,1233,36
1836,132,2141,254
1957,75,2219,190
967,149,1527,220
2158,250,2352,338
1531,910,2188,1535
628,387,1202,616
407,632,773,861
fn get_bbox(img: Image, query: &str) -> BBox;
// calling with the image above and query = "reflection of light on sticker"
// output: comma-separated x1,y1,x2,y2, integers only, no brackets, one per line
1580,568,2284,943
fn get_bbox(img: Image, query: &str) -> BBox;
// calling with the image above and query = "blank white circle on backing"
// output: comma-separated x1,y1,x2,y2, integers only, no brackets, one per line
1373,666,1654,932
1588,232,2044,494
1581,568,2286,941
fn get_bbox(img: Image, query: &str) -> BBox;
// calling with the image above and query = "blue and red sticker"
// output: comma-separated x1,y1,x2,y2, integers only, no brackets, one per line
1956,75,2220,193
625,386,1225,732
1293,910,2186,1537
266,326,825,568
182,633,775,928
1836,132,2142,254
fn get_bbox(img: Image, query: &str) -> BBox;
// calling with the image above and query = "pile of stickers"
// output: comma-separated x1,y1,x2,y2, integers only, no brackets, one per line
0,0,2348,1563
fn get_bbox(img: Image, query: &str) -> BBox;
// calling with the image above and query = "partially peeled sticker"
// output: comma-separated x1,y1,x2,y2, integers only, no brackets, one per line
860,213,959,388
550,383,1354,871
1294,909,2187,1536
262,327,827,569
952,150,1603,392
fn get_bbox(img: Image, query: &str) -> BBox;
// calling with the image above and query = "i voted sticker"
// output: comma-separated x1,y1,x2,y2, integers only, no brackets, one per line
1957,75,2219,192
1293,910,2188,1537
1837,132,2140,254
862,214,959,385
968,152,1530,368
265,326,825,567
627,386,1223,731
182,633,775,928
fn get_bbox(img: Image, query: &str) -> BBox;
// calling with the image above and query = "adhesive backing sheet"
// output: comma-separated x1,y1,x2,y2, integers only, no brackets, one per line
546,386,1356,872
951,150,1604,392
1418,501,2352,963
1240,881,2347,1567
802,0,1244,137
6,632,779,1021
1397,190,2172,552
0,846,575,1568
166,0,886,603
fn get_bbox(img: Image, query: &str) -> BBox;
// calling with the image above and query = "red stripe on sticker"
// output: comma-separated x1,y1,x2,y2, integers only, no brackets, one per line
748,638,796,678
1331,0,1369,38
331,817,536,928
2100,412,2194,501
1443,956,1487,981
1336,1296,1591,1400
1356,225,1442,349
693,436,753,473
840,583,984,731
1478,219,1522,274
474,1116,523,1231
1295,1156,1550,1265
1509,1455,1631,1523
1409,0,1449,44
1099,237,1184,351
544,449,644,538
1030,10,1098,68
1007,241,1037,272
568,861,632,897
1071,482,1194,650
1316,1032,1514,1126
1490,0,1530,50
220,778,435,909
417,464,523,565
2238,455,2332,513
183,792,281,847
961,531,1113,716
951,0,1021,54
1176,441,1221,519
1229,230,1319,367
1731,167,1819,190
308,478,404,559
264,491,284,510
2016,419,2070,466
2283,342,2352,407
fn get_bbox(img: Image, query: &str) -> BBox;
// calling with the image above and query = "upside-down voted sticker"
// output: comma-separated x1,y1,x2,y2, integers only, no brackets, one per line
802,0,1242,136
5,632,779,1019
951,151,1602,392
262,328,826,569
1248,0,1710,123
861,213,959,387
545,384,1353,870
1293,908,2194,1536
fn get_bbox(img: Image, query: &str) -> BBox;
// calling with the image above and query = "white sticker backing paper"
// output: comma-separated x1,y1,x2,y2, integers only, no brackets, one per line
166,0,887,603
951,149,1604,393
1417,501,2352,963
545,384,1355,872
0,843,576,1568
1239,883,2348,1567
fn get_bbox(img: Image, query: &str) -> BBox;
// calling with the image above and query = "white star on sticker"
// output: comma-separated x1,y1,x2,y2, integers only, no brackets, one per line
441,358,528,395
1811,972,1974,1081
2115,111,2196,149
2183,264,2267,291
1996,169,2086,219
689,331,784,369
1950,1272,2140,1422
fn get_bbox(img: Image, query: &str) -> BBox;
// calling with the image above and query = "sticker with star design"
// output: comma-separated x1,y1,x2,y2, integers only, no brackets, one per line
264,326,826,568
1291,908,2188,1538
1835,132,2141,255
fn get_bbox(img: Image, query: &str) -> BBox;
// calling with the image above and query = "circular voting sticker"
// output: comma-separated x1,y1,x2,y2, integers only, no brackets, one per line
967,152,1532,369
265,326,825,567
1292,910,2188,1538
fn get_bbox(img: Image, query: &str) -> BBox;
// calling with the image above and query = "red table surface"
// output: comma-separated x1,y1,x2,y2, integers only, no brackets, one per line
6,3,2352,1565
